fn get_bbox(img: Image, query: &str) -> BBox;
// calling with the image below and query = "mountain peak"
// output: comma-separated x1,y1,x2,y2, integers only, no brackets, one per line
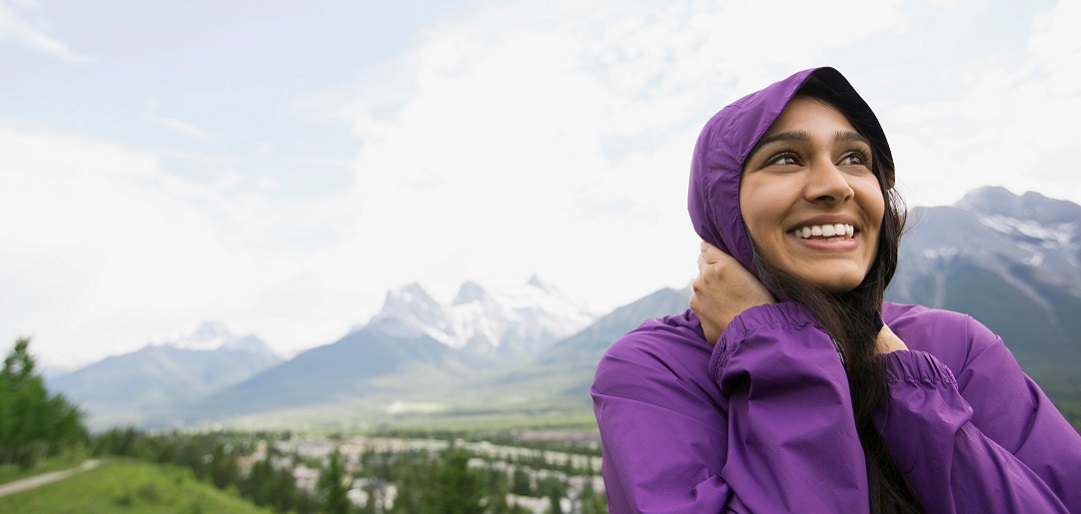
957,187,1081,224
453,281,488,305
380,282,439,313
161,322,275,356
165,321,232,351
527,274,551,292
367,279,597,354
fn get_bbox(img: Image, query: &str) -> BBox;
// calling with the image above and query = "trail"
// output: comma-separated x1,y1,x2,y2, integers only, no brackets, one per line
0,459,100,497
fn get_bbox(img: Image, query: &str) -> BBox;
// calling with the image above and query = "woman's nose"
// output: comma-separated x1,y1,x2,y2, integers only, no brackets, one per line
804,160,854,204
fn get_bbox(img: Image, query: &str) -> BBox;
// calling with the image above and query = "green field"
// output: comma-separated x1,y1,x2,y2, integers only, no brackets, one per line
0,459,273,514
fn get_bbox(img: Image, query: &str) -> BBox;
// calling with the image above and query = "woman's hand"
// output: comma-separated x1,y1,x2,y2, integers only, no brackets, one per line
691,241,775,344
875,323,909,354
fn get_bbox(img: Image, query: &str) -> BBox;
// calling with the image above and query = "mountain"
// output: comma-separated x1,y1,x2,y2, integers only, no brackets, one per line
47,322,281,429
56,188,1081,429
887,187,1081,401
473,187,1081,418
186,326,465,424
366,276,596,362
467,286,692,412
177,278,597,426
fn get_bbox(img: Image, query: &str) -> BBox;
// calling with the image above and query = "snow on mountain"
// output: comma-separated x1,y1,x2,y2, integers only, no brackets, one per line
958,187,1081,250
366,276,597,354
155,321,277,356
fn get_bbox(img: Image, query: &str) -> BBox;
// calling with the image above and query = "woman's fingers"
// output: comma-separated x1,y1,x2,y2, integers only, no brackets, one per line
691,241,774,344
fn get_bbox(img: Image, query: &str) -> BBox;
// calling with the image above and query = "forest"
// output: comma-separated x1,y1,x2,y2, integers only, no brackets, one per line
1,338,606,513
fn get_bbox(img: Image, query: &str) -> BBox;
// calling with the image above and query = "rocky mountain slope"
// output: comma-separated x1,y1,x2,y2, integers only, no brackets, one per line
48,322,281,429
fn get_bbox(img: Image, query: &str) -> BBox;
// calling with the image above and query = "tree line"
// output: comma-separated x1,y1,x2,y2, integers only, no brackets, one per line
93,429,608,513
2,338,608,512
0,338,87,469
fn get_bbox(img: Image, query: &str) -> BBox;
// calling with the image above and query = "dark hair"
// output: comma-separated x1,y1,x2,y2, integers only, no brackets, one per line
748,79,922,513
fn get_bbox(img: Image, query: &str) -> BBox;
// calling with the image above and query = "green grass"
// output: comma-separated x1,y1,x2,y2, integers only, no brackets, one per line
0,447,89,486
0,459,273,514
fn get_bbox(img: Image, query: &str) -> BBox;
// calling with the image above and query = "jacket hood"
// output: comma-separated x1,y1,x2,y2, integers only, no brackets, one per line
687,67,894,283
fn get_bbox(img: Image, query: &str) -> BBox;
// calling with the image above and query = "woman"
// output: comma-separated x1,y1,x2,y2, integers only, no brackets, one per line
591,67,1081,513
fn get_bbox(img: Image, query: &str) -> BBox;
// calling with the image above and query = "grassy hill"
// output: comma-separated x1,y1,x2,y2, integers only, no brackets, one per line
0,459,272,514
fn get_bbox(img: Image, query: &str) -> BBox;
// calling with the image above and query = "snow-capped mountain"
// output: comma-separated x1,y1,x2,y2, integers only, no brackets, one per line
366,276,597,358
154,321,280,356
48,322,282,430
888,187,1081,396
958,187,1081,289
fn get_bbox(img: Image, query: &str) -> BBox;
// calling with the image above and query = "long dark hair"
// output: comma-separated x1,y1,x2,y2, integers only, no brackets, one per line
749,79,923,513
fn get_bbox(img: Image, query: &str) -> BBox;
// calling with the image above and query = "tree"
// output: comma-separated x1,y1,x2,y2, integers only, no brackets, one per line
488,468,512,514
318,448,353,514
0,338,86,469
209,442,239,490
431,448,484,514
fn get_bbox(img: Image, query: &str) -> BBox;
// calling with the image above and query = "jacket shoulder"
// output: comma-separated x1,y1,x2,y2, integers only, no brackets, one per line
593,309,719,407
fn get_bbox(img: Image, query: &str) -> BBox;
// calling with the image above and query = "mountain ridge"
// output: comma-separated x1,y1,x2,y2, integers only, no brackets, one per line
47,187,1081,429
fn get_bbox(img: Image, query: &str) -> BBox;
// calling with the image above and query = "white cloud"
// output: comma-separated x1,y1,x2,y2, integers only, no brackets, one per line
144,100,212,141
885,0,1081,207
7,0,1078,370
0,125,347,366
310,0,911,311
0,1,90,63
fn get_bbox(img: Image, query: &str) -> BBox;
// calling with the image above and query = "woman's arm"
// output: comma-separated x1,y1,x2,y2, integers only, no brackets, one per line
592,304,874,513
875,318,1081,512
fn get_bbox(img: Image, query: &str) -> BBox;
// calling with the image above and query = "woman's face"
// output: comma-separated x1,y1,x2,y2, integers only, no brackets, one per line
739,96,885,293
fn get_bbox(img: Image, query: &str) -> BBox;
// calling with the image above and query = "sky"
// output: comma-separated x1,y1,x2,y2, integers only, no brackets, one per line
2,0,1079,370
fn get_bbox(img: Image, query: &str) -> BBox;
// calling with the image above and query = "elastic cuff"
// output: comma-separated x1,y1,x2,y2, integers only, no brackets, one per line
881,350,957,385
708,302,823,381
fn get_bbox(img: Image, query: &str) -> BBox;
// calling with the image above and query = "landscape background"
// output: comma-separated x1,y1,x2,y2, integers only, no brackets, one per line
3,1,1080,512
41,187,1081,433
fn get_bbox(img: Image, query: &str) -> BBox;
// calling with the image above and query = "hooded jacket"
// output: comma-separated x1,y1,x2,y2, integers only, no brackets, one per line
591,67,1081,513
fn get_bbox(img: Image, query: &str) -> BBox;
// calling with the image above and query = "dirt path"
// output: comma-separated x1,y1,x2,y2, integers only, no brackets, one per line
0,459,100,497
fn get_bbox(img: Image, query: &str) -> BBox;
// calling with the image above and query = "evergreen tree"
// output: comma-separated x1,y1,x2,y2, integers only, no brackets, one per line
511,466,532,496
390,459,429,514
431,448,484,514
318,448,353,514
209,442,239,490
488,468,511,514
0,338,86,469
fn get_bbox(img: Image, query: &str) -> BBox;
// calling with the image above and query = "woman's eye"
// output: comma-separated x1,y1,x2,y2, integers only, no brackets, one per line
766,153,799,166
840,150,870,167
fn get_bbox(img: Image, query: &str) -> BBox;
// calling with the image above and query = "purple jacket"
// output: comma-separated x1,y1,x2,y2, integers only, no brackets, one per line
591,68,1081,513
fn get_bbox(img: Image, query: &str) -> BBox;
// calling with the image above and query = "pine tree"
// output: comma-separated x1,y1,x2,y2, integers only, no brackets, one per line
0,338,86,469
488,468,511,514
319,448,353,514
209,442,238,490
431,448,484,514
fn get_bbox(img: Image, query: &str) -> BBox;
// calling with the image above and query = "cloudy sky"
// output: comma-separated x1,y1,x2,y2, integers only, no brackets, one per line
2,0,1078,369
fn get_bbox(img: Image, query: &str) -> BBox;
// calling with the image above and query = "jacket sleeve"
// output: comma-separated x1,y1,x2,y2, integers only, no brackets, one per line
875,318,1081,513
592,303,871,513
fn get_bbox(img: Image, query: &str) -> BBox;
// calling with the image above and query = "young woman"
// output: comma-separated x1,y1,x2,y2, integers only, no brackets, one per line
591,67,1081,513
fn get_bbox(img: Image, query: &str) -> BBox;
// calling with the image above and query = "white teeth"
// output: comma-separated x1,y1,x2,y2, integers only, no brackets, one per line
791,224,856,239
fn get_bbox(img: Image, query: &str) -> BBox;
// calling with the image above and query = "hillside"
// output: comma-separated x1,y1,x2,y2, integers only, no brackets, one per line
0,459,273,513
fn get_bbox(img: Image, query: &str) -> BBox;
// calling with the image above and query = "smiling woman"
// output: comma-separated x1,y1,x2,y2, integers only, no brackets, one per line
740,96,885,294
590,67,1081,513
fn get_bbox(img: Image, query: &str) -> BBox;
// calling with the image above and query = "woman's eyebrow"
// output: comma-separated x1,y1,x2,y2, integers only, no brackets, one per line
755,130,811,148
834,130,870,146
752,129,871,155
